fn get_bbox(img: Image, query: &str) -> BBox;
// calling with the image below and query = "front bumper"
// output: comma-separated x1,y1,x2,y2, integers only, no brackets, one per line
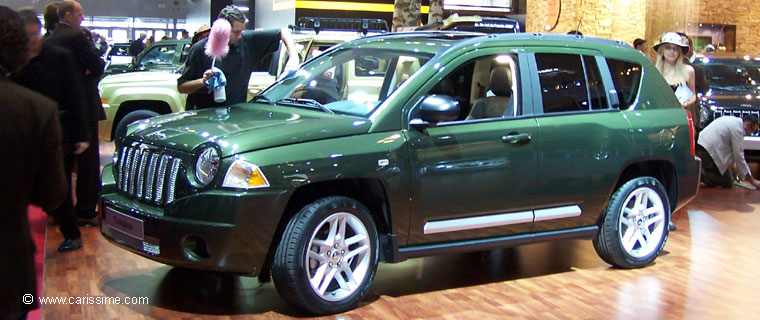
100,163,290,275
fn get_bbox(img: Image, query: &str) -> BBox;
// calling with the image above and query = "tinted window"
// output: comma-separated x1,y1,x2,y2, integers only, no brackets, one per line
584,56,608,109
419,54,519,121
702,62,760,87
606,58,642,108
536,53,590,113
140,44,176,66
179,43,191,64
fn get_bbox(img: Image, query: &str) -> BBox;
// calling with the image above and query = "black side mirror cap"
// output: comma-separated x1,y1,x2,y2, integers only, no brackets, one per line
419,95,460,123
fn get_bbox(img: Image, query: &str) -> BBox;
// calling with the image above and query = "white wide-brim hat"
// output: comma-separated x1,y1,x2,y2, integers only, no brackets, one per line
653,32,689,54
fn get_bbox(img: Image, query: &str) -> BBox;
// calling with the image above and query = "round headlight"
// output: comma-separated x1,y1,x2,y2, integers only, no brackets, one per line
195,147,220,186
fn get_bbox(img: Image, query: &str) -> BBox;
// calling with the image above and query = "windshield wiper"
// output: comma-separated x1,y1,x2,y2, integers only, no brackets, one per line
275,98,335,114
252,94,274,105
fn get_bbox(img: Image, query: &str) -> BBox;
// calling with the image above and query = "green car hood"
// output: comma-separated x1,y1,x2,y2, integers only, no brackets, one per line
128,103,372,156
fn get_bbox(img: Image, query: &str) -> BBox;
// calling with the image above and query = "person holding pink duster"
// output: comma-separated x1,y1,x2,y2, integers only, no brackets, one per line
178,5,300,110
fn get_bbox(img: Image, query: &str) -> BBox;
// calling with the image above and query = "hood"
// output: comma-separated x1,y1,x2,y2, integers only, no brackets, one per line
126,103,372,157
100,71,181,86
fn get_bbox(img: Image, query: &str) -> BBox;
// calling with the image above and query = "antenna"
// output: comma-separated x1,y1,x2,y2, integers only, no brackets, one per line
574,18,583,36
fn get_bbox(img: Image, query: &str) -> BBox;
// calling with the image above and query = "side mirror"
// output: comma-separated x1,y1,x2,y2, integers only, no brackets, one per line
358,57,380,70
414,95,460,128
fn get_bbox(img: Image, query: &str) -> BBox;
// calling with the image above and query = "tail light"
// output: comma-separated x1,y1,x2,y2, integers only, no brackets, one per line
685,109,695,156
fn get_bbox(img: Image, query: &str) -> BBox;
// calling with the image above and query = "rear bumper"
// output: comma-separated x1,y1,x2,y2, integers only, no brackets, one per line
675,155,701,212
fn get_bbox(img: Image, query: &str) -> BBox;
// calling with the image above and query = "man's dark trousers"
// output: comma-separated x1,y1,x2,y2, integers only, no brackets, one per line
51,144,81,239
696,145,734,188
75,123,100,219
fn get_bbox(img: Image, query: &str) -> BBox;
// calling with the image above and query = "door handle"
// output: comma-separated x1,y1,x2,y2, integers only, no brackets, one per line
502,133,531,144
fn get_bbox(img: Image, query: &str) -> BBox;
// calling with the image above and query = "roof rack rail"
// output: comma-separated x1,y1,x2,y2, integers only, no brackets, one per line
294,17,389,35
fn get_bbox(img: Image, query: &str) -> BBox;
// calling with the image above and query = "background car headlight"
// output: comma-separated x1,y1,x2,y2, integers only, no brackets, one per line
195,147,220,186
699,104,711,129
223,160,270,189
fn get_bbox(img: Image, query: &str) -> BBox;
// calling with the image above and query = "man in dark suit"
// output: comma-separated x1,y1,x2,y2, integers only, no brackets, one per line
130,33,146,56
13,8,89,252
0,6,67,319
46,0,105,224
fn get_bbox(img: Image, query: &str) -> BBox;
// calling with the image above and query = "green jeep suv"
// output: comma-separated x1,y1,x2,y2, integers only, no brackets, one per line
100,31,701,315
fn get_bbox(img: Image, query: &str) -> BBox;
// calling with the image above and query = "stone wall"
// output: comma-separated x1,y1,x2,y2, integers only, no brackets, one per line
526,0,760,56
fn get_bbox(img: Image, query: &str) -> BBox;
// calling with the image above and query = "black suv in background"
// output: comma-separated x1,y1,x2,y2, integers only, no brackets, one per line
695,56,760,160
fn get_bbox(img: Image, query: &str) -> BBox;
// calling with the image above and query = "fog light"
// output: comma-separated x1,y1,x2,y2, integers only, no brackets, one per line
181,235,210,261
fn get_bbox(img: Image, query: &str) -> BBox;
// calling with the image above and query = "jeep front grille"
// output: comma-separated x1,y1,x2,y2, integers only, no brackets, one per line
117,145,182,206
713,109,760,121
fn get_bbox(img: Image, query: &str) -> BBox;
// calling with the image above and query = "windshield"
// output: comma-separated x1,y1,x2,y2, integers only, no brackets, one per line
703,62,760,88
261,47,432,117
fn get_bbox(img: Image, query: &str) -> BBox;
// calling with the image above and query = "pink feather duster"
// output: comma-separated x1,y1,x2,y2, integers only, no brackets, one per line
205,18,231,63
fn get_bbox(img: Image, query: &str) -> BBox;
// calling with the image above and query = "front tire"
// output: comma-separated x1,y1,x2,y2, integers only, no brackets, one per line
272,196,378,315
593,176,670,269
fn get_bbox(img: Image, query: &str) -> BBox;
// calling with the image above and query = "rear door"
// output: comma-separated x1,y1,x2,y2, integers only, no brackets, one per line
527,49,634,232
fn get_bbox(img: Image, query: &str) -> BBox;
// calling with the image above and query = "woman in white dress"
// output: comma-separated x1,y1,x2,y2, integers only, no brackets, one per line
653,31,696,108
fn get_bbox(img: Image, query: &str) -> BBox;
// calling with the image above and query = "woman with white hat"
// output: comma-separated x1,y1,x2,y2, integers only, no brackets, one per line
653,31,696,108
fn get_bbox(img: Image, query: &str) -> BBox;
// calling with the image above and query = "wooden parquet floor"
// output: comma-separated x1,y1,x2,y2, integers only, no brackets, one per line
41,146,760,319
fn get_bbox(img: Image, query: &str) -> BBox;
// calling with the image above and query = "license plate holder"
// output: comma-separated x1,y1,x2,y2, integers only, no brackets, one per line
104,207,144,240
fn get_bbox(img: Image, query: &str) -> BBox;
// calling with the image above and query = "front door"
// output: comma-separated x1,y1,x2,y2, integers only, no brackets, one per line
405,51,539,245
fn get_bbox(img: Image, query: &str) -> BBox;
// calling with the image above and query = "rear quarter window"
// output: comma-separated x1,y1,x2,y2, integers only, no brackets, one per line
605,58,642,108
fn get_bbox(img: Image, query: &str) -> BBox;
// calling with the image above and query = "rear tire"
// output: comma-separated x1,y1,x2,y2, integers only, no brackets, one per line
593,176,670,269
272,196,378,315
114,109,159,141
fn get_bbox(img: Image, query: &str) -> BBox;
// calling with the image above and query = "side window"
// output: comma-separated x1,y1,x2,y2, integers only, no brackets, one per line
422,53,519,121
605,58,642,108
140,44,176,66
536,53,591,113
179,43,191,64
584,56,609,109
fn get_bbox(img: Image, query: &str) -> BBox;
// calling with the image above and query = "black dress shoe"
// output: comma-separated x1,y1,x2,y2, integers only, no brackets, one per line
668,221,677,232
58,237,82,252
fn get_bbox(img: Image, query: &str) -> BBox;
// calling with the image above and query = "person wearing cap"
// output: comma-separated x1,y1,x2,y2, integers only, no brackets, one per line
191,24,210,45
653,31,696,109
653,32,696,232
178,5,299,110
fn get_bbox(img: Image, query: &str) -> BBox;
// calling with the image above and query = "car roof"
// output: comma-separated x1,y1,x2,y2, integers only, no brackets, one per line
150,39,190,45
341,31,636,59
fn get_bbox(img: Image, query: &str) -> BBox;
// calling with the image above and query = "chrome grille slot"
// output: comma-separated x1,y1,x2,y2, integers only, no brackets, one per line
136,151,149,199
154,154,170,204
714,109,760,120
128,148,141,196
144,154,159,202
120,147,133,193
114,144,184,206
167,158,182,204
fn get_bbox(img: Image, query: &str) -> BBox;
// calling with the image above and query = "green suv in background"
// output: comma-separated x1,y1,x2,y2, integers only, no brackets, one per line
100,31,701,314
98,18,387,142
